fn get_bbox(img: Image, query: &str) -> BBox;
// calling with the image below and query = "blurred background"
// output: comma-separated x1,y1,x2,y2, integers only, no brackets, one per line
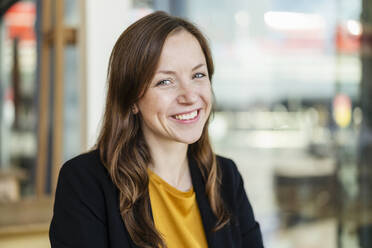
0,0,371,247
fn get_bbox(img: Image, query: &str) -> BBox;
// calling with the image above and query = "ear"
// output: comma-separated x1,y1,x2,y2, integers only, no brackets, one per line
132,104,139,114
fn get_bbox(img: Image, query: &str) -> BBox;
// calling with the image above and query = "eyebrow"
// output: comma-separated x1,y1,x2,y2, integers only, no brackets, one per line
156,63,206,75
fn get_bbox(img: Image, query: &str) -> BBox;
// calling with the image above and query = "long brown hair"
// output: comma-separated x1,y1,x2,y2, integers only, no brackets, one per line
95,11,229,248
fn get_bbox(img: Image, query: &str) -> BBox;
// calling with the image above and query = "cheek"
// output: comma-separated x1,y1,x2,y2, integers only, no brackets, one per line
200,84,212,107
138,92,173,117
138,94,156,119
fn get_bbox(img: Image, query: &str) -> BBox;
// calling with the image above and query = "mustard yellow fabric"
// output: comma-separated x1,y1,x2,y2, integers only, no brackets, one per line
148,169,208,248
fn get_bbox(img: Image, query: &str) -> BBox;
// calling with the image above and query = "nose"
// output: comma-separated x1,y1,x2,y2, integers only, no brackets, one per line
176,82,198,104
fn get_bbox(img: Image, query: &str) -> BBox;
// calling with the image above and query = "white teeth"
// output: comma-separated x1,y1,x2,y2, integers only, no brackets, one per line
174,110,198,120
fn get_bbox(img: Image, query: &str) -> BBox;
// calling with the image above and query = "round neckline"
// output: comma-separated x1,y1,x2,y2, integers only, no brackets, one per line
148,169,194,197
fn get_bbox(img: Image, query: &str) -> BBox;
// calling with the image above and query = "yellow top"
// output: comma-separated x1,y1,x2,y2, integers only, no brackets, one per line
148,169,208,248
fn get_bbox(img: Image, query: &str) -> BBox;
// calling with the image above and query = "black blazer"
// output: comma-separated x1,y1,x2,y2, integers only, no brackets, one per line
49,149,264,248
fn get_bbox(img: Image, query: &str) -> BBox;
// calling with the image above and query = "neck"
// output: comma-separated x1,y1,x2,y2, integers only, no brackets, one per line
144,134,191,190
150,141,188,174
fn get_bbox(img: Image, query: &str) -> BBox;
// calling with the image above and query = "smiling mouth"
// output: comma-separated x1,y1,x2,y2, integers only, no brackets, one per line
171,109,200,121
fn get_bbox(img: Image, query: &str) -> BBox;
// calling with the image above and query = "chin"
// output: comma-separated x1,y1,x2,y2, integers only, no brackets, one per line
176,132,203,145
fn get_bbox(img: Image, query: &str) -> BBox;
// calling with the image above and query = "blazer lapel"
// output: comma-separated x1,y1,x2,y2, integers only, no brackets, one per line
188,155,218,247
188,155,234,248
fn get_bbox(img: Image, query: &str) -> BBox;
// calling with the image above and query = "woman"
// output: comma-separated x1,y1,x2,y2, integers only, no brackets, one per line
49,11,263,248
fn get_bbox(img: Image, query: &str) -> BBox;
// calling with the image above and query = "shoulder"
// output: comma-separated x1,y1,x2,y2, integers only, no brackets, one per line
215,154,241,184
59,149,109,181
56,149,112,199
216,155,264,246
54,149,111,217
215,154,246,198
51,149,111,240
215,154,238,170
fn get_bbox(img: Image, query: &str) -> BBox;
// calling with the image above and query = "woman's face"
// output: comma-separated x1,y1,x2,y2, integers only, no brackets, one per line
137,30,212,145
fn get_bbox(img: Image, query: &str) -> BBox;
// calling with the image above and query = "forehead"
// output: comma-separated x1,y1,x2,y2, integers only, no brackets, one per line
156,30,206,69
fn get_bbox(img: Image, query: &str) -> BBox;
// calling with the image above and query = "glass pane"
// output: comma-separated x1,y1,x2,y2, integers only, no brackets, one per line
64,0,79,27
63,45,82,161
0,0,37,202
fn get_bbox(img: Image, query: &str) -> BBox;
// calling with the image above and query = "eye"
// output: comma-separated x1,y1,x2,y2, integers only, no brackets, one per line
156,79,172,86
193,72,206,79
